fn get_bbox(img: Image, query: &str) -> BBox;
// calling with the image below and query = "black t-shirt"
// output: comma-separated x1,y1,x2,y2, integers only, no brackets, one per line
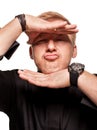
0,70,97,130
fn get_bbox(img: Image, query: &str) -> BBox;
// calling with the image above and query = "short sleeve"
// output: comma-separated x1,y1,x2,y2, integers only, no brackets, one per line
0,41,20,60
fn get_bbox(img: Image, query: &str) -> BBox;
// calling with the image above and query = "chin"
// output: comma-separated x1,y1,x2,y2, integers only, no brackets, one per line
38,63,66,74
41,68,62,74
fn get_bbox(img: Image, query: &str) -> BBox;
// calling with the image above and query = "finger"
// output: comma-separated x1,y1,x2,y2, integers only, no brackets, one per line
18,69,49,86
50,24,78,34
45,21,67,31
64,24,77,29
55,28,78,34
22,69,46,78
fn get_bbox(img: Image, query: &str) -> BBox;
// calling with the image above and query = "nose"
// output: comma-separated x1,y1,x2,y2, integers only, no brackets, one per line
47,40,56,52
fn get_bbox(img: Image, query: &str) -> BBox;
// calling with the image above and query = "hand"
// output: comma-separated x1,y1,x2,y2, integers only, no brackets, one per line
25,14,68,32
25,14,78,33
18,69,70,88
25,14,78,44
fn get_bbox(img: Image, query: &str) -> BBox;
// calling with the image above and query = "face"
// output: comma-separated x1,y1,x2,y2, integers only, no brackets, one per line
30,33,77,74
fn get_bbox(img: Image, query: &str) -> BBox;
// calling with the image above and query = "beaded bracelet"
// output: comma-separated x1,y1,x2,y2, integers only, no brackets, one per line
15,14,26,31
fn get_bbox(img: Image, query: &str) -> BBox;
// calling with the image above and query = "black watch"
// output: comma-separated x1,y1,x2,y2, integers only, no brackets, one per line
68,63,85,87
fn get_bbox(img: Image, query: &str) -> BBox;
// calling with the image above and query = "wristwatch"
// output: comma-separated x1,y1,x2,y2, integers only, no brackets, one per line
68,63,85,87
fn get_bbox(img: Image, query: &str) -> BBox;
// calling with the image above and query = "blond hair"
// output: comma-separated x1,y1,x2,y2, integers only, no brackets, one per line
37,11,76,45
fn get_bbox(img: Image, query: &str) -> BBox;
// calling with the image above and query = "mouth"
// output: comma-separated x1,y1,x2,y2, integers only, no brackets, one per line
44,53,59,61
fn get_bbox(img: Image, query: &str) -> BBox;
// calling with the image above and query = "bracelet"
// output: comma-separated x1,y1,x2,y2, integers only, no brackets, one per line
15,14,26,31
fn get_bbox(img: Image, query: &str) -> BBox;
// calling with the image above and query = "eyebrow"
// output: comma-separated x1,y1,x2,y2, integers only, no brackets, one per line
32,33,72,46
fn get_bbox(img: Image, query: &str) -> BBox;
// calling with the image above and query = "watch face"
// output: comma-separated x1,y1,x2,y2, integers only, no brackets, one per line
69,63,85,74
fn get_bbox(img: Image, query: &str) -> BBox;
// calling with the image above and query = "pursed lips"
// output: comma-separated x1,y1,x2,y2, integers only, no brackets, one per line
44,53,59,61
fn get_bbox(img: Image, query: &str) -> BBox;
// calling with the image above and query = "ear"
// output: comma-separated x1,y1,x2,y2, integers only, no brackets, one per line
29,46,33,59
72,45,77,58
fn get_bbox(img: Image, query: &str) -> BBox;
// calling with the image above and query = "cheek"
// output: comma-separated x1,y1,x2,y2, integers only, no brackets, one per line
33,48,44,62
60,45,73,57
59,46,74,64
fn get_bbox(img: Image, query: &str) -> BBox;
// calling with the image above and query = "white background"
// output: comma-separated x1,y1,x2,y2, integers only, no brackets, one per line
0,0,97,129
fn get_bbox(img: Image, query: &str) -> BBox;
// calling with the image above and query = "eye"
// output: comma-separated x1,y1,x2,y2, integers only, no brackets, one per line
54,38,64,42
33,39,49,46
54,36,71,43
54,38,68,43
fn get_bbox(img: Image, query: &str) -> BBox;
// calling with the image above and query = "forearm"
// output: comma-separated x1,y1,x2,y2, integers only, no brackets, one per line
18,67,97,106
0,13,76,56
78,71,97,105
0,18,22,56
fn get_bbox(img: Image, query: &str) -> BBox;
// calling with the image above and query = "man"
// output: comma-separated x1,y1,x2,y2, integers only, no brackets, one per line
0,11,97,130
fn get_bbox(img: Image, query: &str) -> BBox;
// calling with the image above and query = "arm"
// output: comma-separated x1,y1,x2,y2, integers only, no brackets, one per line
0,18,22,56
0,14,73,56
18,69,97,106
78,71,97,106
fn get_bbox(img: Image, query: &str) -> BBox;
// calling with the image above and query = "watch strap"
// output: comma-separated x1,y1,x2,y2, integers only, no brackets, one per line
68,63,85,87
70,71,79,87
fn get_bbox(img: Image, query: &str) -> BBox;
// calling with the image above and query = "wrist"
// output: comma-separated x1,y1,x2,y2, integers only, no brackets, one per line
15,14,26,32
68,62,85,87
